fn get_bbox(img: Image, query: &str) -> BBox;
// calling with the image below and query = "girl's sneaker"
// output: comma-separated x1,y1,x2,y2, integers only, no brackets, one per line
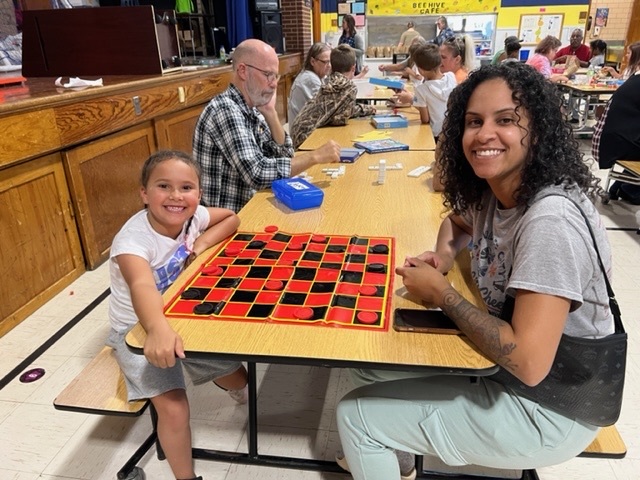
226,385,248,405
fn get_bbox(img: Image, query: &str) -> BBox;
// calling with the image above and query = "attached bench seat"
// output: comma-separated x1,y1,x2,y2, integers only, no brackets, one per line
54,346,627,478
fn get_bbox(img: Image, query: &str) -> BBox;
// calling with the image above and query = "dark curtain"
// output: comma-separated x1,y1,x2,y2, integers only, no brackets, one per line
226,0,252,48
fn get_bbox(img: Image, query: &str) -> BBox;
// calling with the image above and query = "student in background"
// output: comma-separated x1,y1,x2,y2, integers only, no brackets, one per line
554,29,591,67
602,41,640,80
290,44,376,149
378,36,427,82
491,35,522,65
592,69,640,203
108,150,246,480
287,42,332,126
439,34,476,84
526,36,568,83
392,44,456,138
193,39,340,212
502,40,522,63
589,40,607,67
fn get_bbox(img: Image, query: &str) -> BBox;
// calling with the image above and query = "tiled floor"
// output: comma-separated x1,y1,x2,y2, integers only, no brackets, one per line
0,140,638,480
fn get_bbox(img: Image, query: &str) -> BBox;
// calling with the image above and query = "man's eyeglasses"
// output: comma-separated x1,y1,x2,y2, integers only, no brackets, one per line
244,63,281,83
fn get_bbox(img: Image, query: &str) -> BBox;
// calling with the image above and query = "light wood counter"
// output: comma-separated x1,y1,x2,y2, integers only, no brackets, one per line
127,150,494,373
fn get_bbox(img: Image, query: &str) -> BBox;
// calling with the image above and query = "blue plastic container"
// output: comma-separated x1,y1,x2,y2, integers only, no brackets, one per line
272,178,324,210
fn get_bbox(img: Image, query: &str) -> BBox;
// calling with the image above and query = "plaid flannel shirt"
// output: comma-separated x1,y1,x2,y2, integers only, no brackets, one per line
193,84,294,212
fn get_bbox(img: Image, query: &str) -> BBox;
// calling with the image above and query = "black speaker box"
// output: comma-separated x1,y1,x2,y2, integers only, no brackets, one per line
253,10,284,54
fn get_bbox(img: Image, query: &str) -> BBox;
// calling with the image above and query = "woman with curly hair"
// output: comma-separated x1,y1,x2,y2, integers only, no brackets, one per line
336,63,614,480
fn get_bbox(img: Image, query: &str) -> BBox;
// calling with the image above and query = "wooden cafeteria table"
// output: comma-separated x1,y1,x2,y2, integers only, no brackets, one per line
126,150,495,472
556,81,616,132
297,110,436,151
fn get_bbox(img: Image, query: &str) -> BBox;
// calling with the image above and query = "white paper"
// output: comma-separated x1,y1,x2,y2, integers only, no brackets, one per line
55,77,103,88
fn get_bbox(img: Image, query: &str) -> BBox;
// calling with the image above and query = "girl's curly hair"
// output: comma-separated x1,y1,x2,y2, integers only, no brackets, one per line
438,62,599,214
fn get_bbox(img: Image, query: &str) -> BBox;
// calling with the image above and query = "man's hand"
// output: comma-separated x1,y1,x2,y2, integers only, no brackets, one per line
314,140,341,164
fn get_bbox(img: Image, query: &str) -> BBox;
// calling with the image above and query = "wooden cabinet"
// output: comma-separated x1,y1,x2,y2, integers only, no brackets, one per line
0,153,84,337
63,123,157,269
154,105,205,153
0,53,302,335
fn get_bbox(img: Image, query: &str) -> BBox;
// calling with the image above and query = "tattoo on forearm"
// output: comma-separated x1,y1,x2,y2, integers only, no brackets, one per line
441,288,518,372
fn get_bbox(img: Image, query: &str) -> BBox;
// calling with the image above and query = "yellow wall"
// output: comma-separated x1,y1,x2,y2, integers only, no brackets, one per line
497,5,588,30
368,0,500,15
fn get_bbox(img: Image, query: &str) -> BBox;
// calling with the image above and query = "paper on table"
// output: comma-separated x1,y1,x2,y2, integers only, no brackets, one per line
55,77,104,88
353,130,392,141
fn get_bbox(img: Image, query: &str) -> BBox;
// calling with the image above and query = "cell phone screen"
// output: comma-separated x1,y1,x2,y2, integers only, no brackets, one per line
393,308,462,334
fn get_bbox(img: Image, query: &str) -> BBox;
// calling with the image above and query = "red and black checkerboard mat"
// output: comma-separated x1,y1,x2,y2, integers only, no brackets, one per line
164,231,395,331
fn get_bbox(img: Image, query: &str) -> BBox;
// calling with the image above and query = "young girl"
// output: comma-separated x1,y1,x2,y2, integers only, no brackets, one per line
107,150,246,480
336,63,615,479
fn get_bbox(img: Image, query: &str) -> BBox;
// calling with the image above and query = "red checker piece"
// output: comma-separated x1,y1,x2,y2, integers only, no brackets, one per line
202,265,223,276
265,225,279,233
288,242,304,251
359,285,378,296
224,246,241,257
357,311,379,324
265,280,284,291
311,234,327,243
294,307,315,320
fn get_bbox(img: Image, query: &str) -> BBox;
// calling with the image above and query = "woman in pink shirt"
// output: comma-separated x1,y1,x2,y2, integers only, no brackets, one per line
526,36,568,83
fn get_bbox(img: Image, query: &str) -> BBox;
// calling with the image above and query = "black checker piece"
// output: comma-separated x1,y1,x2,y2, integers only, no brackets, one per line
326,245,346,253
370,244,389,254
193,302,217,315
216,277,241,288
366,263,386,273
247,240,267,249
181,287,209,300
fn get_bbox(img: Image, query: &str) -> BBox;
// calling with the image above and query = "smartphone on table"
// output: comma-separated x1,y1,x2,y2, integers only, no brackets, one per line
393,308,462,334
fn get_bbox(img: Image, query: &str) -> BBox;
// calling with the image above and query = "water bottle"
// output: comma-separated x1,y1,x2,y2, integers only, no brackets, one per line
219,46,226,61
586,65,595,84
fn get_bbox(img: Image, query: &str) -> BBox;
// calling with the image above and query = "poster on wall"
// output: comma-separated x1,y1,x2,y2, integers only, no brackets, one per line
368,0,499,15
595,8,609,27
338,0,367,30
519,14,564,45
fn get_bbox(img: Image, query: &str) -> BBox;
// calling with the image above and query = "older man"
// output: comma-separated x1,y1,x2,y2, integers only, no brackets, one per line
554,29,591,67
432,16,455,46
193,39,340,212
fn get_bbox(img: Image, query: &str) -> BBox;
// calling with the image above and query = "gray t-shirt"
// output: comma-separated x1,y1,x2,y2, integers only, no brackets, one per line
462,185,613,338
287,69,322,126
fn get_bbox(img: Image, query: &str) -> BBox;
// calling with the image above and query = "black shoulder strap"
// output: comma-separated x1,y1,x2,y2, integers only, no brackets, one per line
534,192,624,334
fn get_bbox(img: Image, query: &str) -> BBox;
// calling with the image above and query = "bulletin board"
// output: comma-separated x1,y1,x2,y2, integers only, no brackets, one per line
518,14,564,45
338,0,367,28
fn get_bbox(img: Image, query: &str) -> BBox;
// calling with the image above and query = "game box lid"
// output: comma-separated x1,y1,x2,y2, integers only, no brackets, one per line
272,178,324,210
371,114,408,129
369,77,405,90
340,148,366,162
